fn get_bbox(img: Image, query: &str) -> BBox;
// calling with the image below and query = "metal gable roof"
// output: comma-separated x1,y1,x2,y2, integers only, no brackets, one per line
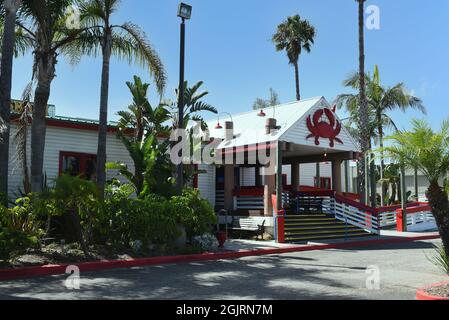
204,96,322,149
203,96,359,153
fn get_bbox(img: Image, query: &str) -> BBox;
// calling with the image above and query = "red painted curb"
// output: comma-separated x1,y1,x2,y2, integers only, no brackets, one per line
416,280,449,300
0,233,440,281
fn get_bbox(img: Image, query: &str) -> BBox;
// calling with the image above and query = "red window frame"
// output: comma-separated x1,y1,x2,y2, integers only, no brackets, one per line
314,177,332,190
59,151,97,179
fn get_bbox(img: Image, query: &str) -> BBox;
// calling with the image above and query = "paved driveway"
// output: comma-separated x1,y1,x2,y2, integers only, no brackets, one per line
0,239,446,300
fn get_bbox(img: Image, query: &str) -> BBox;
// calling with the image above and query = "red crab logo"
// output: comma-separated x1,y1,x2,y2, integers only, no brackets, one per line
306,107,343,147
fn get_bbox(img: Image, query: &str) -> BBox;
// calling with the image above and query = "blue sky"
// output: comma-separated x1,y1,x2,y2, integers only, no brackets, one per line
10,0,449,132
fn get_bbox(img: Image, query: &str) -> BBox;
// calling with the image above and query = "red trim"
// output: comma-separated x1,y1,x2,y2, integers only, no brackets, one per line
297,190,336,197
58,151,96,177
193,164,198,188
0,233,440,281
11,114,166,138
46,118,119,133
416,281,449,300
233,187,264,197
335,193,378,215
396,204,432,232
376,202,426,214
217,142,277,156
398,204,431,214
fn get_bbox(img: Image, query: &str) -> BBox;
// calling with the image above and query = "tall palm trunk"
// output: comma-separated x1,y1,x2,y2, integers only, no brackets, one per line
427,181,449,258
96,33,112,199
0,0,21,204
294,61,300,101
376,109,387,206
357,0,369,204
30,50,57,192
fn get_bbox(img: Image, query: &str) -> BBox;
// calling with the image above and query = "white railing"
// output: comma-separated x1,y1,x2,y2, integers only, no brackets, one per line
282,192,290,208
215,190,224,208
235,196,264,210
334,195,379,234
378,210,397,228
406,210,436,232
293,193,334,215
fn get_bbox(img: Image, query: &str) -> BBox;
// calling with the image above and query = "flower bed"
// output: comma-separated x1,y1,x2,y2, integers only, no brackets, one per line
416,281,449,300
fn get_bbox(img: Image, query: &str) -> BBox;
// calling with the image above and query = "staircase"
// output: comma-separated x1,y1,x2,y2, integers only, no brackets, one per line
284,212,373,243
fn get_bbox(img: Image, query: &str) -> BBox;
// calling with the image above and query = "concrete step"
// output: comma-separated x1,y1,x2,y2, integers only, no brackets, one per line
285,232,374,243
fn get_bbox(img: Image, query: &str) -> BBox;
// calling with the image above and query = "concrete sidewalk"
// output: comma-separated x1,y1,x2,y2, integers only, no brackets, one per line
0,239,445,300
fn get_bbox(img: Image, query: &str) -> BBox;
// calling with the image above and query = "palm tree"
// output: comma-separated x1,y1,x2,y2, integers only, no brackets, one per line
12,84,33,195
16,0,90,192
336,65,425,205
272,15,315,101
253,88,280,110
382,119,449,257
172,81,217,130
75,0,166,198
0,0,22,204
114,76,171,195
356,0,370,204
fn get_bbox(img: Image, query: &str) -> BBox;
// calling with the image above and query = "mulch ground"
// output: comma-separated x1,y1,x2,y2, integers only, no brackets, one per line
0,242,202,269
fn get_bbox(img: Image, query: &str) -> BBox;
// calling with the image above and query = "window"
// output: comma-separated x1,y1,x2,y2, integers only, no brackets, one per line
59,152,97,181
314,177,332,190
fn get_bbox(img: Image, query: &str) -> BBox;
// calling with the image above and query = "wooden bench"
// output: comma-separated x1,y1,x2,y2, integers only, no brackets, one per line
232,218,266,240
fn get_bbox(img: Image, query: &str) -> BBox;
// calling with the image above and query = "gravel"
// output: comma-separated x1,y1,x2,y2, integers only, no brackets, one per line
425,283,449,298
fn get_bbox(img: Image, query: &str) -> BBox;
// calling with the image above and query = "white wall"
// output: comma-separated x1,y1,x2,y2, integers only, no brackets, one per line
300,162,332,186
197,164,215,206
238,162,333,188
7,123,134,197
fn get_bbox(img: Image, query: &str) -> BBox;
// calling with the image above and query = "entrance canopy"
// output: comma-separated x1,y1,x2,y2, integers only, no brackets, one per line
205,96,360,160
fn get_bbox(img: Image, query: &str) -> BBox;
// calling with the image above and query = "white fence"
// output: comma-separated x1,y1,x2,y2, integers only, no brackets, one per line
334,197,380,234
378,210,397,228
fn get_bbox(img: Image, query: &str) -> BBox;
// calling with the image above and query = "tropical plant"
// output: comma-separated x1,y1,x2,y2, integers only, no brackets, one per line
429,244,449,276
72,0,167,198
49,174,99,255
108,76,174,197
336,65,425,205
171,188,217,240
0,0,22,204
272,14,315,101
0,196,43,261
382,119,449,257
171,80,217,130
378,163,401,205
96,186,215,251
253,88,280,110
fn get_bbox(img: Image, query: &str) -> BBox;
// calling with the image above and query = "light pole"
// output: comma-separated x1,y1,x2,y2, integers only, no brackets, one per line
176,3,192,193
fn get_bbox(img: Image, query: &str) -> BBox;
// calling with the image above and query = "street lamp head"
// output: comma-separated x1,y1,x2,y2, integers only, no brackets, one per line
178,3,192,20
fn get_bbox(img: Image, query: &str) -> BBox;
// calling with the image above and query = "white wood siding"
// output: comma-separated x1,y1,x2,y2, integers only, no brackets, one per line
197,164,215,206
7,123,134,196
281,99,359,152
300,162,332,186
240,167,255,186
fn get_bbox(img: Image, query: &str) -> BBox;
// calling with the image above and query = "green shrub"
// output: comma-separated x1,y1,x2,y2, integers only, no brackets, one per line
171,188,217,239
96,186,216,251
0,228,39,261
0,200,42,261
96,185,180,250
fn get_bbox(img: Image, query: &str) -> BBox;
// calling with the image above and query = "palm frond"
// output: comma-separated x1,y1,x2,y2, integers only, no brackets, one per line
112,22,166,95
